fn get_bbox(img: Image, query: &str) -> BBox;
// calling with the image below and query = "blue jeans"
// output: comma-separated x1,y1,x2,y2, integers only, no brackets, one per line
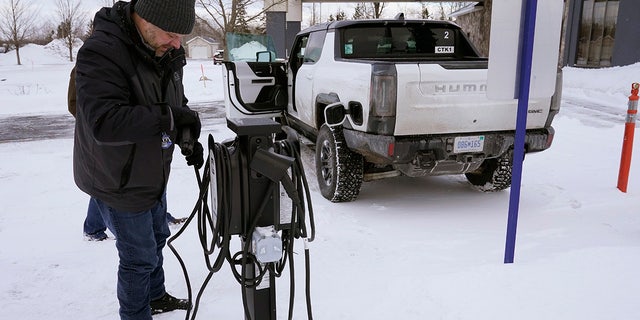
95,197,170,320
84,197,177,236
83,197,107,236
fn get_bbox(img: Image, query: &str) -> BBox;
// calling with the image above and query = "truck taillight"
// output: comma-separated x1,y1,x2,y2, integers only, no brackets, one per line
371,75,396,116
369,64,397,135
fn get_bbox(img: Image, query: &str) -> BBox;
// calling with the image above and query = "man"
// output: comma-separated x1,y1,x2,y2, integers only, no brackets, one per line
68,68,187,242
73,0,203,319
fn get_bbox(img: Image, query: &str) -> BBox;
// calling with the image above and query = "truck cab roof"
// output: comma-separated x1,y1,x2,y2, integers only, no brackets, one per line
300,19,463,34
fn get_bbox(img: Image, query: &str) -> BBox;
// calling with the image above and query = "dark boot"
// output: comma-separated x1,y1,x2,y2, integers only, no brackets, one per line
150,293,191,315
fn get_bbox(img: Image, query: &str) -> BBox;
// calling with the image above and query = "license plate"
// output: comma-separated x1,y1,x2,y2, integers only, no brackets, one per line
453,136,485,153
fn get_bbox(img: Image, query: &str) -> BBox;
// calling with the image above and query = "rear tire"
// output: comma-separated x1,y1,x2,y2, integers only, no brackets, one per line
465,150,513,192
315,125,364,202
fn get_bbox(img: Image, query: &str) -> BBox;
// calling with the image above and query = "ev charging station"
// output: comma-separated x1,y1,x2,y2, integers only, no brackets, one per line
486,0,564,263
168,117,315,320
209,117,314,320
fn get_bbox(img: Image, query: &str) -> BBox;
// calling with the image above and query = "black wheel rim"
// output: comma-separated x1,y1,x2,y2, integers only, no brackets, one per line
319,139,334,186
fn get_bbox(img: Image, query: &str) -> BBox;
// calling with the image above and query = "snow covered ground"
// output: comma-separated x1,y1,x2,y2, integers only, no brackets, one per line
1,40,639,320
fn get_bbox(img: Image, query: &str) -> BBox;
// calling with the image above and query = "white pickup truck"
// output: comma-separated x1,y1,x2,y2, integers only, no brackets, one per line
222,18,562,202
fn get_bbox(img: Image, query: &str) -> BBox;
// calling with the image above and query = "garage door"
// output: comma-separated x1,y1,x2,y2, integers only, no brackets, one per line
191,46,208,59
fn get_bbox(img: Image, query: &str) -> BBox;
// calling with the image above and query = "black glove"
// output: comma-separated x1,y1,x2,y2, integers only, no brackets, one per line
170,106,201,140
185,141,204,169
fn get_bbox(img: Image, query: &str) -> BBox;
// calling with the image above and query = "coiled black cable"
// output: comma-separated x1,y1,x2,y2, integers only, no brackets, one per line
166,135,235,320
189,136,237,320
165,160,206,320
273,136,315,319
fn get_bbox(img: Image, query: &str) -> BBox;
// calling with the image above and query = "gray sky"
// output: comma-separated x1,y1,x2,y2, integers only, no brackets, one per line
35,0,105,20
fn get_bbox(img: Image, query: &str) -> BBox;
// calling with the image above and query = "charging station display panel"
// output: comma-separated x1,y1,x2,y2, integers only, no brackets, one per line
486,0,563,100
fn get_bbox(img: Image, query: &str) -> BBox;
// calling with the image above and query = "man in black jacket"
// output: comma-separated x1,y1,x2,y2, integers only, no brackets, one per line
73,0,202,319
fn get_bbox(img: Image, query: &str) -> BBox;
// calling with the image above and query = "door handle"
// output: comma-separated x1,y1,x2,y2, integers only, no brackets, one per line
251,79,273,84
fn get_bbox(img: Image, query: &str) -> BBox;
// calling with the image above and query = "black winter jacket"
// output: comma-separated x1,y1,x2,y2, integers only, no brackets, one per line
73,1,188,212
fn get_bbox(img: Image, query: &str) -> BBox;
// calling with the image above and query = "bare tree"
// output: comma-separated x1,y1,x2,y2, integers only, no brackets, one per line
32,20,55,44
436,1,474,20
0,0,39,65
352,2,385,19
308,3,319,26
437,2,447,20
55,0,86,62
196,0,287,52
372,2,385,19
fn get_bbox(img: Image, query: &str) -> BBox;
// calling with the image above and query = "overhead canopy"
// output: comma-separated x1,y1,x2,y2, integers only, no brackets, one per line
448,2,482,18
300,0,482,2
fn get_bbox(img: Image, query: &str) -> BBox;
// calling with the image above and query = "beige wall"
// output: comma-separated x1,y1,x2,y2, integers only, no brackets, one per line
455,0,492,57
455,0,567,67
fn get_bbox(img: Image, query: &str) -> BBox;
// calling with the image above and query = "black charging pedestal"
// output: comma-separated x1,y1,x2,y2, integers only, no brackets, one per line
227,117,282,320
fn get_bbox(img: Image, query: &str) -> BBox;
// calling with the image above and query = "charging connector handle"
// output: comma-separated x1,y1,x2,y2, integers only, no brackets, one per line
180,127,194,156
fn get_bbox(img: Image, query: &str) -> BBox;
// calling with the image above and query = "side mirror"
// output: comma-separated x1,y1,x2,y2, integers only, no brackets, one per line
324,102,347,127
256,51,274,62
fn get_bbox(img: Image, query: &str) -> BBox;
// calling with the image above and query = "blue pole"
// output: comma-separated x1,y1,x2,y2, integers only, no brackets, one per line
504,0,537,264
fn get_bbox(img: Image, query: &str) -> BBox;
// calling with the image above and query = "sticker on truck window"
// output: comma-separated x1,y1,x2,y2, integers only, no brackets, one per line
435,46,455,54
453,136,484,153
345,43,353,55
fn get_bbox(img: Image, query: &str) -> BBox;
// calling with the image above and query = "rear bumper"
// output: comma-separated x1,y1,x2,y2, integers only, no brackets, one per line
342,127,554,175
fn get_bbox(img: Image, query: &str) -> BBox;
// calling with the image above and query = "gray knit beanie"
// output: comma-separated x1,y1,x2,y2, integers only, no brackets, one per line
135,0,196,34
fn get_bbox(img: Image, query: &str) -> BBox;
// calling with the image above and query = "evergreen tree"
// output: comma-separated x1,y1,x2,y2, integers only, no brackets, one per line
234,1,250,33
421,4,430,19
56,20,71,39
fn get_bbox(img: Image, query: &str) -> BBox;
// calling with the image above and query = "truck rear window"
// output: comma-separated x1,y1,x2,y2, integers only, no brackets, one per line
339,24,480,60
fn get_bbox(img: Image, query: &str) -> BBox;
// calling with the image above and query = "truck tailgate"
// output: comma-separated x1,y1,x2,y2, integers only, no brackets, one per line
393,63,552,136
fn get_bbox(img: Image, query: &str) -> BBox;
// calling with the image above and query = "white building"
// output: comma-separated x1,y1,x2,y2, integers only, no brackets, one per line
186,36,220,59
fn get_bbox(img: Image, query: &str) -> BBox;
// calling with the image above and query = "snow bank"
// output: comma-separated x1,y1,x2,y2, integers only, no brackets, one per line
229,41,267,61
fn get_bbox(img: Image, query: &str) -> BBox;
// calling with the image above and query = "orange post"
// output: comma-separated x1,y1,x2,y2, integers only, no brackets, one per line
617,83,639,192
